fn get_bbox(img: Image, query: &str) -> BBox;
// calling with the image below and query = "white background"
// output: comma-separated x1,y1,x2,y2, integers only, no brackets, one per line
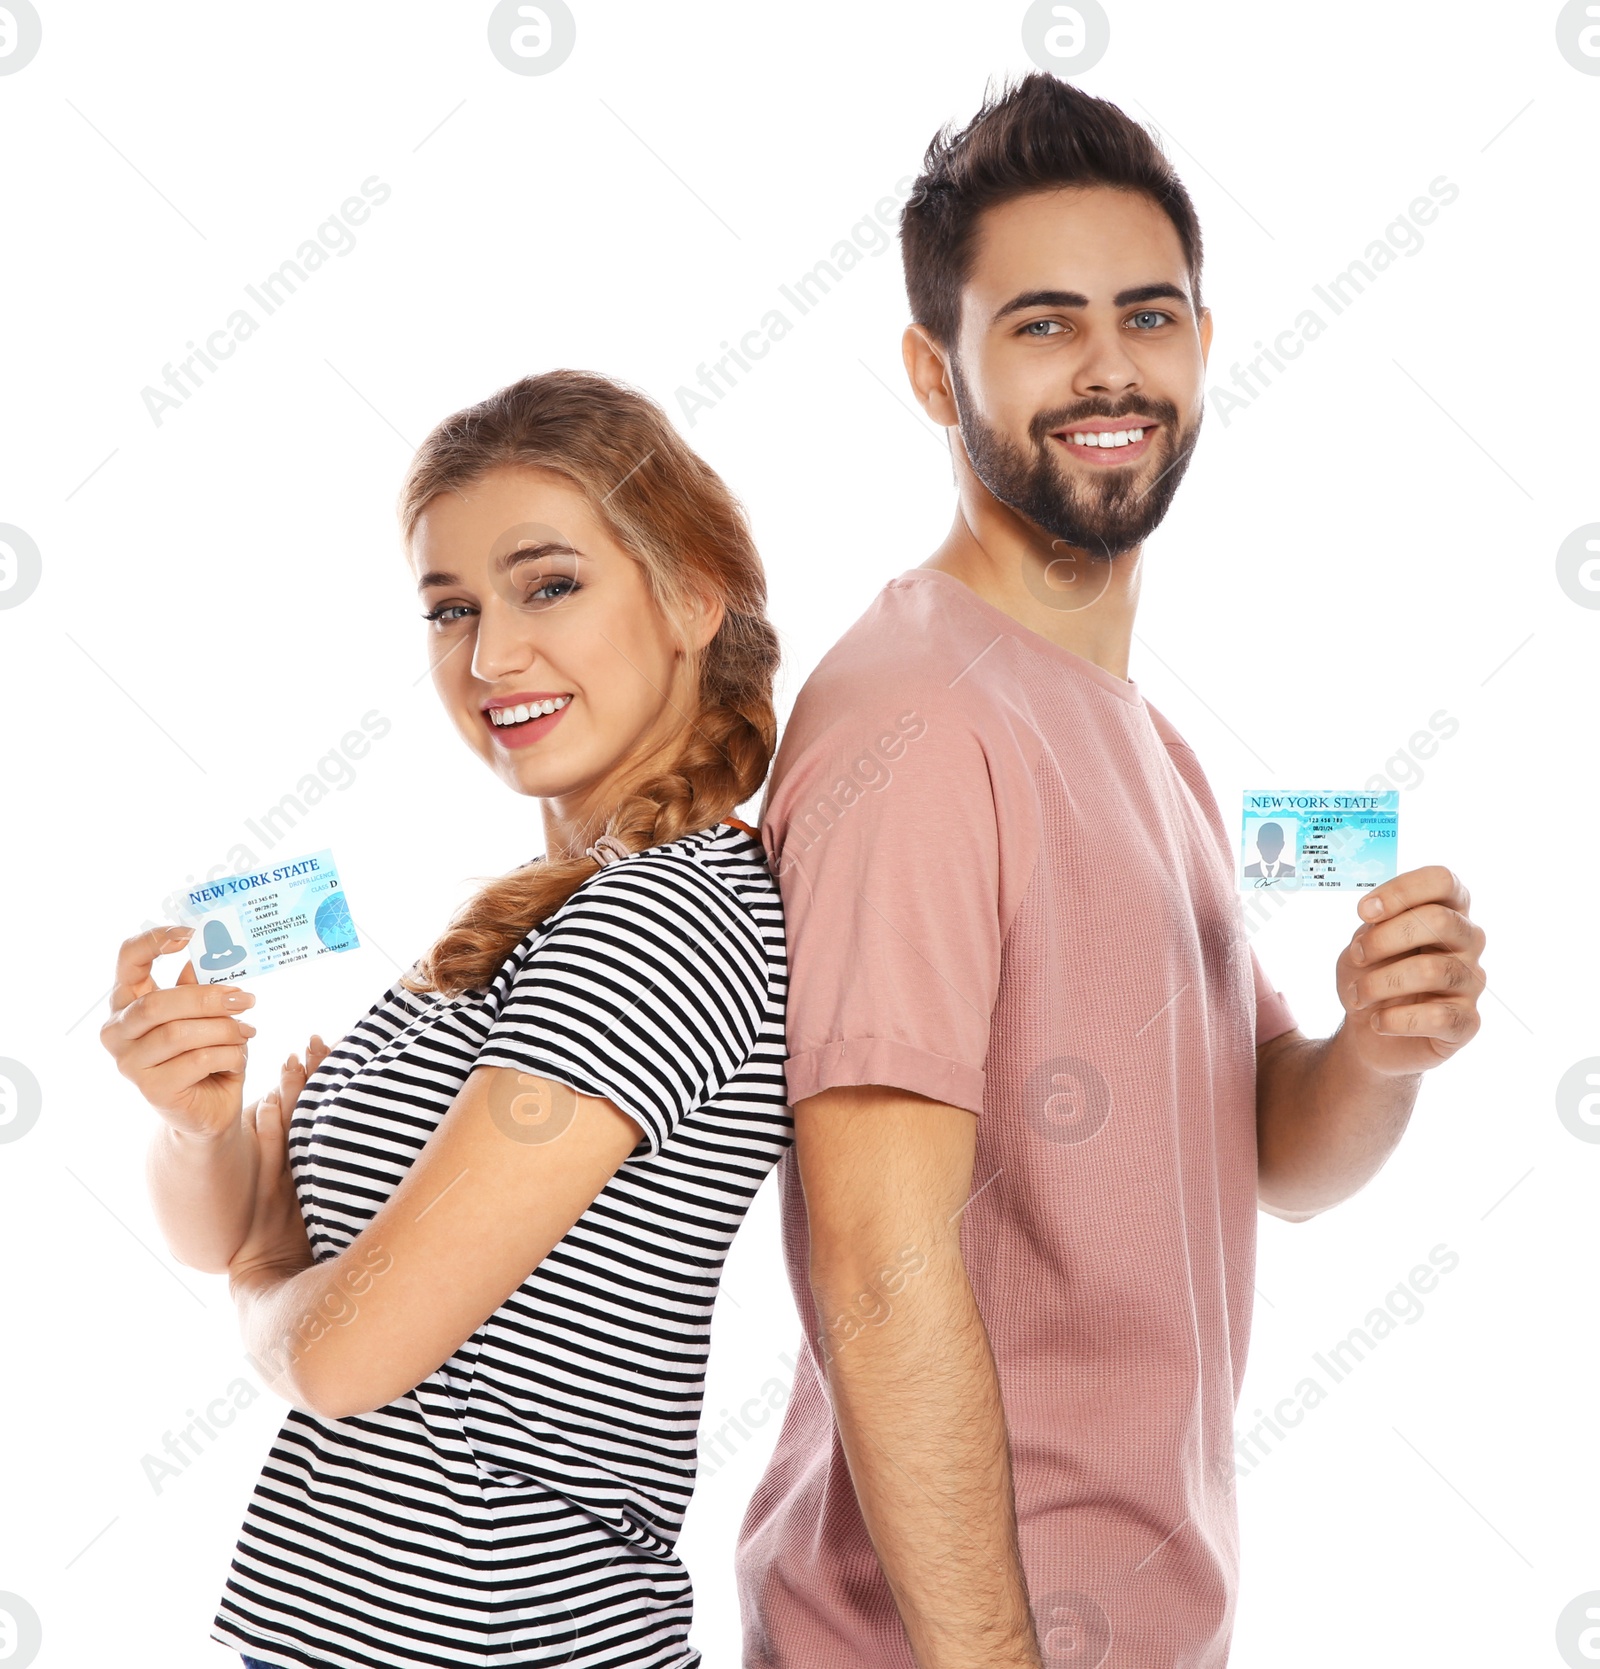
1,2,1596,1665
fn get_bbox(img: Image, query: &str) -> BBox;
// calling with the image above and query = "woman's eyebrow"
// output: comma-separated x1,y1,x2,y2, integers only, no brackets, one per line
415,542,581,593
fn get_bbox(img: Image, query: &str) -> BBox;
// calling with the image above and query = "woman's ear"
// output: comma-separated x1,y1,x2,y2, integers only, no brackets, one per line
676,586,726,656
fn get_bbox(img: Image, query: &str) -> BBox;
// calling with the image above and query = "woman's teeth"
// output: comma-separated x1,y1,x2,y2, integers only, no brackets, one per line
490,695,571,726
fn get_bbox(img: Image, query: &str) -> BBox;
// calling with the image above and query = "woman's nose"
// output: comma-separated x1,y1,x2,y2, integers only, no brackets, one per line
469,600,539,682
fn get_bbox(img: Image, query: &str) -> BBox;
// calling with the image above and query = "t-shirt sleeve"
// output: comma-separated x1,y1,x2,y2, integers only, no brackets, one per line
764,698,1003,1118
1250,943,1297,1046
473,856,768,1155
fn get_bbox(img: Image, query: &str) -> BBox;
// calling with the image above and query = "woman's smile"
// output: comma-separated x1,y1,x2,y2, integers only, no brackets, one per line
481,690,575,750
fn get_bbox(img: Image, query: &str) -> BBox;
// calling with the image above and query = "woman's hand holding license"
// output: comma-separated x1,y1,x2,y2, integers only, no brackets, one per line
101,924,260,1139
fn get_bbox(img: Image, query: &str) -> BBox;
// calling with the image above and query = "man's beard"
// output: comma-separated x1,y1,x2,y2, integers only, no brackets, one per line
949,359,1201,560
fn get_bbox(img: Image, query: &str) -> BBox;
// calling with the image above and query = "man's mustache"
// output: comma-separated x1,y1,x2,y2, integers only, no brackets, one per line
1030,396,1181,443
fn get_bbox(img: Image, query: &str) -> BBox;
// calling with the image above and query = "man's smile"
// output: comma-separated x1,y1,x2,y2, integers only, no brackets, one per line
1048,417,1159,466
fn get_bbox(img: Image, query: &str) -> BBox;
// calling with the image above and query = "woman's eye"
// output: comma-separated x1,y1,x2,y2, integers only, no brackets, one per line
1129,310,1170,330
420,603,472,626
522,575,581,607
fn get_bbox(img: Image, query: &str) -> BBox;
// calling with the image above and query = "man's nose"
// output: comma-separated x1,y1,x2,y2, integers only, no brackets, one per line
1072,327,1141,398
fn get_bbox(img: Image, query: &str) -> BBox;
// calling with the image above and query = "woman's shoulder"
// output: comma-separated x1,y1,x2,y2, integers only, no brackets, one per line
584,820,775,903
546,820,783,973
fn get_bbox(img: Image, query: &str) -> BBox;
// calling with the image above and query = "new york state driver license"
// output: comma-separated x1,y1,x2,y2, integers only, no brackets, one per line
175,848,360,982
1239,791,1399,892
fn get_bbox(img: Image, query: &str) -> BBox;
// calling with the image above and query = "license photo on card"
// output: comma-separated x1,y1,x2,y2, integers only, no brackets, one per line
175,848,360,983
1239,791,1399,893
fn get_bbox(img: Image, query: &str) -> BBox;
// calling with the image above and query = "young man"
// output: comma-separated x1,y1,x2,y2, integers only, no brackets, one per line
735,75,1487,1669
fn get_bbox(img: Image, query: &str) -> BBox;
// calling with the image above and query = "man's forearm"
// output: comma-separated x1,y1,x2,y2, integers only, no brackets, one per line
815,1244,1042,1669
1256,1023,1422,1218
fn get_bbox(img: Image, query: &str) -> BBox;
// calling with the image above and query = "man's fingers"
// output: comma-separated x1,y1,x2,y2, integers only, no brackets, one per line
1352,902,1484,966
1348,950,1485,1010
1367,997,1480,1047
1356,864,1469,926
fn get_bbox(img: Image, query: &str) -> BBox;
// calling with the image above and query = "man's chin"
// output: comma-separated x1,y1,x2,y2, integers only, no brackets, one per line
1037,451,1185,555
1043,528,1144,561
1034,497,1160,561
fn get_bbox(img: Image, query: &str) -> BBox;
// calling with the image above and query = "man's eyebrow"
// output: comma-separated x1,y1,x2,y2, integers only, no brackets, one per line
415,540,578,592
991,281,1192,324
1112,282,1191,308
992,289,1089,322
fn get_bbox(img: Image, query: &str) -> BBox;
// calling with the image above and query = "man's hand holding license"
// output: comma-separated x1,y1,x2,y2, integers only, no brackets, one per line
1256,864,1488,1219
1336,863,1487,1073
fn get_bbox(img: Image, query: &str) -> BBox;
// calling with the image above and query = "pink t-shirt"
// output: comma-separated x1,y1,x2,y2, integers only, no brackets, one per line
735,567,1297,1668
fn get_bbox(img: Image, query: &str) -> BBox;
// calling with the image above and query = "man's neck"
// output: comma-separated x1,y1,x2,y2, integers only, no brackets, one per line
918,498,1142,685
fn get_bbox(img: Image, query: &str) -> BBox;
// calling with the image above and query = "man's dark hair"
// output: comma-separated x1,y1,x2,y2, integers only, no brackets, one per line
901,74,1204,351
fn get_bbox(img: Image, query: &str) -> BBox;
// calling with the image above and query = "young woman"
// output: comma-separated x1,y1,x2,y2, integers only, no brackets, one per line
100,370,792,1669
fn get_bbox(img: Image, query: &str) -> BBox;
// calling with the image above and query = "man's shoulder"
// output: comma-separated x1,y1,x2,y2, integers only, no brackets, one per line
1141,694,1195,756
761,572,1000,842
781,570,992,740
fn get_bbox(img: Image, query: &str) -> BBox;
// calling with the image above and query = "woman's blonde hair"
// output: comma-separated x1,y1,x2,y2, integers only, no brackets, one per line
397,369,779,999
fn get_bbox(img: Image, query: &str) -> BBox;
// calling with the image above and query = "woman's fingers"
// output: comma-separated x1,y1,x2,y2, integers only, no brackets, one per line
277,1049,312,1116
111,1013,256,1078
255,1081,294,1173
98,928,259,1140
303,1035,331,1082
109,924,194,1012
140,1044,251,1105
103,926,330,1149
103,981,255,1055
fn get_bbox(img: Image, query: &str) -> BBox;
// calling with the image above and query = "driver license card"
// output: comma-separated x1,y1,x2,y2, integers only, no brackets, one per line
175,847,360,983
1239,791,1399,892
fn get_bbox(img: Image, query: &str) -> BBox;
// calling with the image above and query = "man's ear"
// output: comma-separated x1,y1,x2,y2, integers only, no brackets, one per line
1198,306,1214,370
902,322,960,428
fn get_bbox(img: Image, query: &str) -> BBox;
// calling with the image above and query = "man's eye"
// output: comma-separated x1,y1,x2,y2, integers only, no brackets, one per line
1129,310,1171,329
1020,319,1064,337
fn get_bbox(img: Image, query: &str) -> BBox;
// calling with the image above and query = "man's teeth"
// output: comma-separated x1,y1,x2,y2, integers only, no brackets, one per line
1067,427,1146,448
491,695,571,726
